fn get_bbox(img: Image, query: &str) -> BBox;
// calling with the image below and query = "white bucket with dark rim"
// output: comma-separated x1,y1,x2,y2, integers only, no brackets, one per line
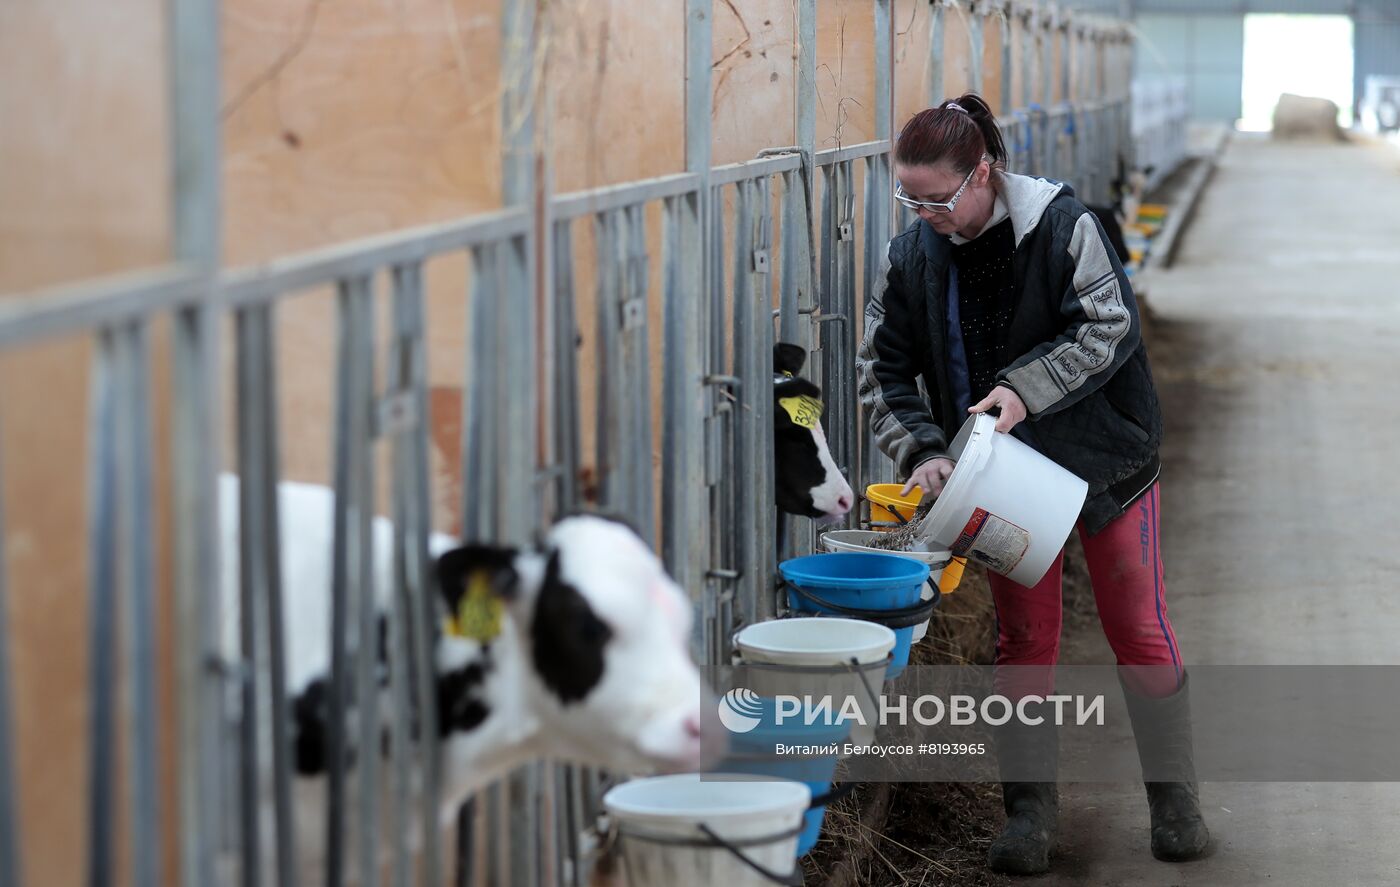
917,413,1088,586
604,774,810,885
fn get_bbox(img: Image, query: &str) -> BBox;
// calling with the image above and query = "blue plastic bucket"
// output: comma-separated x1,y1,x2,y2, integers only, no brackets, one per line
779,553,935,680
719,696,850,857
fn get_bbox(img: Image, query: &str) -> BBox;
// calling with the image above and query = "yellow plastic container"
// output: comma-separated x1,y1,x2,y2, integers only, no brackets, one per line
865,483,923,526
939,556,967,595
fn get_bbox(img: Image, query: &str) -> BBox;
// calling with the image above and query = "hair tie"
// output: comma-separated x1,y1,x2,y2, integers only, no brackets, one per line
946,102,970,114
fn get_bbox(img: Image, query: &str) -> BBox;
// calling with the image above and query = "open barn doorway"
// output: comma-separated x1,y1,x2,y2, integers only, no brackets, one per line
1240,13,1355,131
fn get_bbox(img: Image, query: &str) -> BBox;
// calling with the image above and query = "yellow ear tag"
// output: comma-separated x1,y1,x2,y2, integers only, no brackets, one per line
778,394,823,430
447,570,504,642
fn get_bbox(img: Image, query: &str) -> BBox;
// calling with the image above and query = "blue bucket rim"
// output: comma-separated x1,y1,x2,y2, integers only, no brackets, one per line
779,552,930,588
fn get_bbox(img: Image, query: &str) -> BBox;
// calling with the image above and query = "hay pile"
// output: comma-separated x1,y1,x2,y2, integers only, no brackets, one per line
801,536,1099,886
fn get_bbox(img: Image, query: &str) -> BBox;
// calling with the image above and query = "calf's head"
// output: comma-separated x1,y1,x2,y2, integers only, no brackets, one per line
773,342,854,520
435,515,715,776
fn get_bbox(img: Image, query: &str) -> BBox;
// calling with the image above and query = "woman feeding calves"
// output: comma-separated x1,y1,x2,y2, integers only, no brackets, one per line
856,93,1209,874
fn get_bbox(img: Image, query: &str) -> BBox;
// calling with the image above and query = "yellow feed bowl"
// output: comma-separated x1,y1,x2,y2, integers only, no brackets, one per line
865,483,923,526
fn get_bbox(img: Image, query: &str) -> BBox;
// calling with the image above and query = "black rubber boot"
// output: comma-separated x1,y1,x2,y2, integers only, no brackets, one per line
987,722,1058,875
1120,672,1211,862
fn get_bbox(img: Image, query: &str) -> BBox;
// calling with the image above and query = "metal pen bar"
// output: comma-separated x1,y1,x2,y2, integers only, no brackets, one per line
538,765,558,887
233,307,267,887
464,245,500,542
1000,4,1014,116
685,0,715,656
114,320,162,887
223,211,530,308
750,175,776,621
0,422,20,887
730,179,757,630
868,0,893,506
777,171,801,347
929,0,945,105
559,768,579,887
1041,8,1054,110
500,42,541,851
660,198,687,583
0,267,202,352
874,0,892,143
552,173,703,222
350,278,382,887
170,296,224,887
624,204,654,544
860,155,882,496
326,274,372,887
255,306,298,887
388,260,444,887
969,4,985,94
171,8,223,872
552,222,582,517
709,154,802,187
594,210,625,514
1020,6,1035,122
838,161,857,524
705,183,728,666
500,253,536,547
815,140,892,168
384,264,415,887
86,330,118,887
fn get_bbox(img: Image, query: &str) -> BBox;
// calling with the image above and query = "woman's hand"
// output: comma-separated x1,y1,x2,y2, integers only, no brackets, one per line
970,385,1027,433
902,457,956,499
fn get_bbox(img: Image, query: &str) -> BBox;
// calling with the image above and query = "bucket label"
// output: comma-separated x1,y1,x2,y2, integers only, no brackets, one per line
950,508,1031,576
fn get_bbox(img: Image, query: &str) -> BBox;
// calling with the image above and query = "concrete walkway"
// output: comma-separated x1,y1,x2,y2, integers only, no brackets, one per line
1041,133,1400,885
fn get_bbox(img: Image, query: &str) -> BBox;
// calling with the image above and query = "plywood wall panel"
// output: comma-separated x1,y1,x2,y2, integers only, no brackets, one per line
893,0,936,131
222,0,505,265
1,2,172,885
712,0,796,164
816,0,876,151
547,0,685,192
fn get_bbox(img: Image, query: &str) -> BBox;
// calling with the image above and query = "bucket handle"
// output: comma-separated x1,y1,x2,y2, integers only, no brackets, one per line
696,823,806,885
617,821,805,885
809,781,857,808
782,580,941,630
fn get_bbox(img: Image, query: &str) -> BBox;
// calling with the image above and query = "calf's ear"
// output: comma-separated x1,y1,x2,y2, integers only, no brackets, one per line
435,545,541,641
773,342,807,376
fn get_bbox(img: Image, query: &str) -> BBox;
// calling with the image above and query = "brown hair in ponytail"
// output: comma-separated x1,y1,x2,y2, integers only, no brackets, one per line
894,93,1007,174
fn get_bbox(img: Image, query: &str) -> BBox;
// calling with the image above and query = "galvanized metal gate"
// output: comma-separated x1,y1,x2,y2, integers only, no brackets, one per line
0,2,1142,886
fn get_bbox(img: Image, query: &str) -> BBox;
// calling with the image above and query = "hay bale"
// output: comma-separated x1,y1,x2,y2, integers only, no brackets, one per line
1271,93,1345,141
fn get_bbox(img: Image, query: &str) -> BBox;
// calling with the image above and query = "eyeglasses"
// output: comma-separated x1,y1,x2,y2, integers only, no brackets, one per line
894,159,984,214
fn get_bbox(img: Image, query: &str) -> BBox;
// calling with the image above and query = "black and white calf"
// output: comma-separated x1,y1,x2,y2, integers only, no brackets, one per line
772,342,855,520
219,476,709,805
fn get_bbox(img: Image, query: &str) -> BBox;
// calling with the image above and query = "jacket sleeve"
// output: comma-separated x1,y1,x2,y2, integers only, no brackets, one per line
856,242,950,476
998,209,1141,417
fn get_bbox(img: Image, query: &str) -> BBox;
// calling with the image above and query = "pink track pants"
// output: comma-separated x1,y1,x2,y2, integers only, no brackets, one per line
987,483,1183,698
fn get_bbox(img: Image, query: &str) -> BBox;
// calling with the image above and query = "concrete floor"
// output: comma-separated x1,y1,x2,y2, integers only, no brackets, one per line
1039,133,1400,886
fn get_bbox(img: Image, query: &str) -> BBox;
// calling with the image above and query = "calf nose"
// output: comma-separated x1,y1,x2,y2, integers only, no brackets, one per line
834,492,853,515
684,713,703,739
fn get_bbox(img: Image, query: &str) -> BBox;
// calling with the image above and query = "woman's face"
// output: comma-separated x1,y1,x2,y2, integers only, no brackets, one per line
895,159,991,237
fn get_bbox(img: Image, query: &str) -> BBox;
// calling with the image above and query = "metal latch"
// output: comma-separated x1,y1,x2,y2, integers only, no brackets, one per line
752,249,770,273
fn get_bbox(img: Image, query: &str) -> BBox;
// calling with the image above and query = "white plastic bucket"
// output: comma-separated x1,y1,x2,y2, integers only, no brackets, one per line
604,773,810,886
917,413,1088,587
820,530,948,643
734,617,894,748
